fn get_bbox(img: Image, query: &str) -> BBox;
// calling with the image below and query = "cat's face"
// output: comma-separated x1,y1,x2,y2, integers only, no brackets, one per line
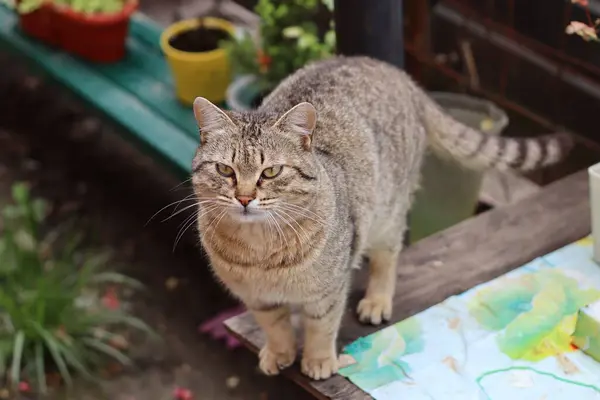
191,98,319,223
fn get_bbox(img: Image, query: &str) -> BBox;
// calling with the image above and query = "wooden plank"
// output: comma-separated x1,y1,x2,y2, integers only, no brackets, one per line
479,169,542,207
93,59,199,139
225,169,590,399
226,313,372,400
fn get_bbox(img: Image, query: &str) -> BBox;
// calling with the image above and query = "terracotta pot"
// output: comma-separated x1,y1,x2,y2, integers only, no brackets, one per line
18,0,138,63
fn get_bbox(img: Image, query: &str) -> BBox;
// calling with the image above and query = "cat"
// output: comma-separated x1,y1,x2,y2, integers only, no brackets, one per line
190,56,572,380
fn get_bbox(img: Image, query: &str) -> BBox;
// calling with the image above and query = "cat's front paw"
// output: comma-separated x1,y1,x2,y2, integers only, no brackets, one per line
258,345,296,376
357,295,392,325
301,352,338,380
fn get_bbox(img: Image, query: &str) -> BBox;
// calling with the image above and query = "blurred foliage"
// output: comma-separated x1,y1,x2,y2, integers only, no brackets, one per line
222,0,336,92
0,183,156,396
6,0,127,15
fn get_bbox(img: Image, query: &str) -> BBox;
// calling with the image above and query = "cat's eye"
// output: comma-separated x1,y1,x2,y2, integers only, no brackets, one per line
216,163,235,178
261,165,283,179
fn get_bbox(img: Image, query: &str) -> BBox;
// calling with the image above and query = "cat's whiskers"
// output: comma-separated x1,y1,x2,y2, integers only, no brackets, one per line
267,211,289,250
172,203,221,251
169,177,192,192
208,208,229,243
172,209,200,251
279,202,325,220
169,193,199,216
277,203,327,227
162,201,207,222
265,213,277,243
272,209,309,246
146,195,199,225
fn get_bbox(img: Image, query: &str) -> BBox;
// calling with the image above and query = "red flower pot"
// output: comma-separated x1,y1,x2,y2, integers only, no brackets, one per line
18,0,138,63
18,3,59,46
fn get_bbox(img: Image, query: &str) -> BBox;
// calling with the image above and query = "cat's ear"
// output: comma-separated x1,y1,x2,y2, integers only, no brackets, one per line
272,102,317,151
193,97,235,145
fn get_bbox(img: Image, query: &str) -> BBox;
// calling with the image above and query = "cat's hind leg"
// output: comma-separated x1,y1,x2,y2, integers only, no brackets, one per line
357,218,407,325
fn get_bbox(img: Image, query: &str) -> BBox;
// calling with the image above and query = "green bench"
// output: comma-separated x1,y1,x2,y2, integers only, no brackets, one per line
0,5,200,178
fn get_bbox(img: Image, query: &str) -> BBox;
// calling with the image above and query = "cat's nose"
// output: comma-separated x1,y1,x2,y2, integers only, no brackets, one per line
236,195,254,207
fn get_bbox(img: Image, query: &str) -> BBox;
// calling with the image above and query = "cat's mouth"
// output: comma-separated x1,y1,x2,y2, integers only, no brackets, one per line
232,207,268,223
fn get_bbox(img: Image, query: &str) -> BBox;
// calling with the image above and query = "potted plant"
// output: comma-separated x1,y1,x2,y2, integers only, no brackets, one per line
160,17,235,106
11,0,138,63
223,0,336,111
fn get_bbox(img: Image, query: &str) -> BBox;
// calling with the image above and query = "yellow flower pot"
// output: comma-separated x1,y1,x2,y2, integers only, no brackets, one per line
160,18,234,106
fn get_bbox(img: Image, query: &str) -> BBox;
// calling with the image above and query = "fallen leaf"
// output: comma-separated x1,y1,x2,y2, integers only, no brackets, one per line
101,287,120,310
225,375,240,389
109,334,129,350
18,381,30,392
173,387,193,400
448,317,461,330
442,356,459,373
480,118,494,132
556,353,579,375
338,354,357,369
165,277,179,291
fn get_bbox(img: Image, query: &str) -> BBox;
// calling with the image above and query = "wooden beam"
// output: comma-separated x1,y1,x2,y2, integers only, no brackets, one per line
479,169,542,207
225,170,590,399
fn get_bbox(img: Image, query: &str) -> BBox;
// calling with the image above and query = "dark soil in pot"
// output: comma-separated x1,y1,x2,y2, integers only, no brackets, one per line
169,20,230,52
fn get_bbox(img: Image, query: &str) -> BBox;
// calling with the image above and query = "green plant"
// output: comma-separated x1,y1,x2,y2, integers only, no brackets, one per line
8,0,128,15
0,183,155,395
223,0,336,92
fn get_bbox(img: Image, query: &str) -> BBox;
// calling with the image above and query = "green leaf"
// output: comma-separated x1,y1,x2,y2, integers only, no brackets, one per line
11,183,29,207
321,0,334,11
82,338,131,366
10,330,25,387
31,199,48,223
16,0,42,14
56,342,97,382
84,312,158,339
0,338,10,377
298,33,317,49
89,272,144,290
325,30,336,49
283,26,304,39
35,340,47,394
30,323,73,387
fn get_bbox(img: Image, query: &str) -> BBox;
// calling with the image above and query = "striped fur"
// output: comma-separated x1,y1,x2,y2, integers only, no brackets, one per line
422,87,574,172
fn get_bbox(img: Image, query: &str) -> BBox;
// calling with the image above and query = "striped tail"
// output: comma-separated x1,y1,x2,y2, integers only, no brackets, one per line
422,97,574,172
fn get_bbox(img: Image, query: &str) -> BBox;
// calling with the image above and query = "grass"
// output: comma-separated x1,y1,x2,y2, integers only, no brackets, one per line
0,183,157,396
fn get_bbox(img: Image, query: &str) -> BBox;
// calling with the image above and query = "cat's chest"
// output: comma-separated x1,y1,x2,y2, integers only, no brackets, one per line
209,254,322,304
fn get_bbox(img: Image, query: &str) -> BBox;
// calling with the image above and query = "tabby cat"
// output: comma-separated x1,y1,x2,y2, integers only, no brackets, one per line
190,56,572,380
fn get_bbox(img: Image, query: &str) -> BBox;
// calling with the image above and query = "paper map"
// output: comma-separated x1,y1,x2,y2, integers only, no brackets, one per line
340,236,600,399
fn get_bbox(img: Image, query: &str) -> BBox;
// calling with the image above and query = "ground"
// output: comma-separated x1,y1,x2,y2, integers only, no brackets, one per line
0,55,309,399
